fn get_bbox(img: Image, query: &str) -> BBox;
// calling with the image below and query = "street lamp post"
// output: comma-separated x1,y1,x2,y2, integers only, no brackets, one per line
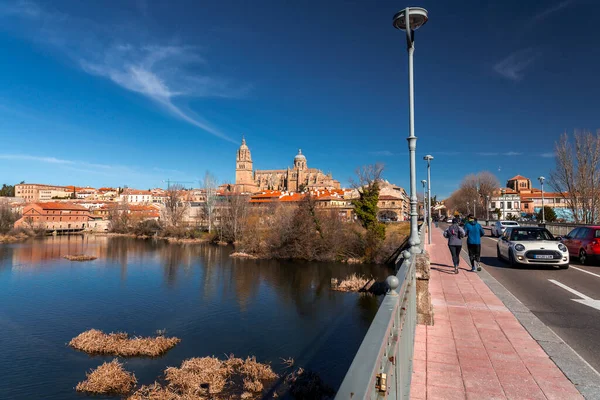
538,176,546,224
467,201,470,215
394,7,429,254
421,180,427,221
501,189,506,220
486,195,490,221
424,155,433,244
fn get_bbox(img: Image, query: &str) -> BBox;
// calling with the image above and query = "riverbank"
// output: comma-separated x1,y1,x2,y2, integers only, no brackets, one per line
93,232,210,244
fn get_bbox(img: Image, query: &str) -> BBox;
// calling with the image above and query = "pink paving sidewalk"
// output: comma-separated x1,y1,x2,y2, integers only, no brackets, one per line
410,227,583,400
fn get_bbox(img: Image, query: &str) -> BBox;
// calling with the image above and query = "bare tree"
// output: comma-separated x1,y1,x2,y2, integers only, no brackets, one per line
108,198,131,233
550,130,600,223
203,171,218,232
0,201,19,234
218,193,250,243
445,171,500,217
351,163,385,189
163,184,189,228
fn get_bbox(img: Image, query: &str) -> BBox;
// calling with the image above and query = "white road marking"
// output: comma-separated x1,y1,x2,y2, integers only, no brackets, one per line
570,265,600,279
548,279,600,311
549,279,592,300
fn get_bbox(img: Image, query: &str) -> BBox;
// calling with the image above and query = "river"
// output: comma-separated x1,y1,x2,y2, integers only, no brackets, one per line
0,235,392,399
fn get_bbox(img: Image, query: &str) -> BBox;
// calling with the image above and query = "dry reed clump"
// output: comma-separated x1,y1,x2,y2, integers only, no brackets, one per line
230,252,258,259
76,359,137,395
64,254,97,261
331,273,372,292
127,355,278,400
69,329,181,357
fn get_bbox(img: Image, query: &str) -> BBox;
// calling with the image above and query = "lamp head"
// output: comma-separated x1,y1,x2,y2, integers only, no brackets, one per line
421,179,427,185
538,176,545,183
423,154,434,161
393,7,429,31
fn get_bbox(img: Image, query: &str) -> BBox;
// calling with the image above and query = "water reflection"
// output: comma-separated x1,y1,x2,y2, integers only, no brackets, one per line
0,236,391,400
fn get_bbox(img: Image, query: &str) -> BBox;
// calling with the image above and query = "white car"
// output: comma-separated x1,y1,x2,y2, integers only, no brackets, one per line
497,227,569,268
491,220,519,237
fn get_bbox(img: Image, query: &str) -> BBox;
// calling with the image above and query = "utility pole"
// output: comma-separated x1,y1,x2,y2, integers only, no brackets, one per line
501,189,506,220
538,176,546,224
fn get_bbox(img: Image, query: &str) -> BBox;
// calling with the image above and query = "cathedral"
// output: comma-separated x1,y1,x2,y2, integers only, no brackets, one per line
235,138,341,193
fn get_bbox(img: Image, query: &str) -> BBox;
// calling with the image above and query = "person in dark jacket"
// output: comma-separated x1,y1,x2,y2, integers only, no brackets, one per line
443,218,465,274
463,214,485,272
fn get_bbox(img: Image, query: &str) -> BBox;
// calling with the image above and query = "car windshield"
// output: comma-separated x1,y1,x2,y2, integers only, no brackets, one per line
503,222,519,226
510,228,554,241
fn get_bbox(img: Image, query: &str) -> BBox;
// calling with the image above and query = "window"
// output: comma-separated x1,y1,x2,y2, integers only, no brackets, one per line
567,228,579,239
500,202,504,208
491,202,496,208
576,228,590,239
594,230,600,238
514,202,519,209
524,204,529,209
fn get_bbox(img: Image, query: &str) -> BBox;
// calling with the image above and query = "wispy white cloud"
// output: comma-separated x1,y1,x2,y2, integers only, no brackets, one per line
0,0,42,18
0,154,74,164
503,151,523,156
532,0,573,23
436,151,462,156
0,1,247,143
0,153,181,181
540,152,555,158
493,48,541,81
369,150,394,156
476,152,499,156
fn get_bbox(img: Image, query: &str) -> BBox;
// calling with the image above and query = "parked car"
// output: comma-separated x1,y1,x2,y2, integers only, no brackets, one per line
560,226,600,265
497,227,569,268
491,221,520,237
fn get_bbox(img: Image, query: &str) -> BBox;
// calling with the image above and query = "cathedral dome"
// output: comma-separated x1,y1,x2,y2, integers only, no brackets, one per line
294,149,306,161
239,137,249,150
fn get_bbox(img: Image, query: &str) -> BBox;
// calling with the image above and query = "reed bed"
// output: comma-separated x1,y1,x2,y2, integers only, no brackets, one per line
63,254,97,261
331,273,372,292
127,355,277,400
69,329,180,357
76,359,137,395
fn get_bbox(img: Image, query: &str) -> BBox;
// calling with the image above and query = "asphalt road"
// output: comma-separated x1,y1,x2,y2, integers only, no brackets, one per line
439,222,600,373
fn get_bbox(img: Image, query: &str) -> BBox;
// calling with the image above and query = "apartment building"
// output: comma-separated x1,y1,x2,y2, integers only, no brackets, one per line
119,189,153,204
15,183,71,202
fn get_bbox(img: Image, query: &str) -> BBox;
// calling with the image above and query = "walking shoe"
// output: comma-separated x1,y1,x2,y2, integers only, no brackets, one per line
471,266,477,272
454,265,458,274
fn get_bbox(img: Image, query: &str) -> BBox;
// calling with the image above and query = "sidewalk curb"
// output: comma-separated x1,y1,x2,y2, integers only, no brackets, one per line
462,251,600,399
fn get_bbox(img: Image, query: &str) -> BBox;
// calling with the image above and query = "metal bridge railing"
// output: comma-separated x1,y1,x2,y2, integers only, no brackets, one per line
335,223,426,400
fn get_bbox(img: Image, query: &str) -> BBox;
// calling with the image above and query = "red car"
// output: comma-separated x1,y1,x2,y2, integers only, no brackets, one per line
560,226,600,265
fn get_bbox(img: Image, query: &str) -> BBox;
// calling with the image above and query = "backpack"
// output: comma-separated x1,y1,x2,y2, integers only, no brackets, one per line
447,224,463,239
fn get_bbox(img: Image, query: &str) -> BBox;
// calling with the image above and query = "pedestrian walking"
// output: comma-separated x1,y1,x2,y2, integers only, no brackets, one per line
443,217,465,274
463,214,485,272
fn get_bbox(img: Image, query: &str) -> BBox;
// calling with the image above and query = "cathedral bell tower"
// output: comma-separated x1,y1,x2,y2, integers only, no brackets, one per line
235,137,254,189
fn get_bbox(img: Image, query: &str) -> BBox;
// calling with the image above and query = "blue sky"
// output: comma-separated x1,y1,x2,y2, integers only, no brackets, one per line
0,0,599,197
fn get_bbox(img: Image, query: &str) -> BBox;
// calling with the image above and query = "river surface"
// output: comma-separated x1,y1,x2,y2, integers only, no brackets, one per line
0,235,392,399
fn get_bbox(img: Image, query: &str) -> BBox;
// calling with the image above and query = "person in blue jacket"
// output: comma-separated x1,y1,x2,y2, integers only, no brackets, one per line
463,214,485,272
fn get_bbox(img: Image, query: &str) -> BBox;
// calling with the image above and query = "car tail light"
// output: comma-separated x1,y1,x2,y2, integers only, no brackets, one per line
591,239,600,247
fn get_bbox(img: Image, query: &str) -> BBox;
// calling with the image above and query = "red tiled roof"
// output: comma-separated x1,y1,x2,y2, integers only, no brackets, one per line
520,192,566,199
31,202,88,211
508,175,529,181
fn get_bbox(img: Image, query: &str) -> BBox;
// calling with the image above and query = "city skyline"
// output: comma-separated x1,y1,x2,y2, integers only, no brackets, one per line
1,0,599,197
